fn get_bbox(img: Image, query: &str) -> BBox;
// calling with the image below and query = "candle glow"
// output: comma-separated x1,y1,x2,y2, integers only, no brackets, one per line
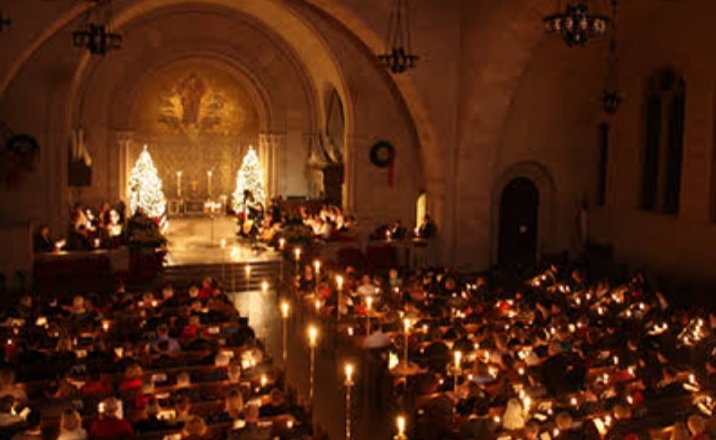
396,415,406,436
345,363,354,383
308,325,318,347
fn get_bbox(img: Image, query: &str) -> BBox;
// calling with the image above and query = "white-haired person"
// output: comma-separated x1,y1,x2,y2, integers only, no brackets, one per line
89,397,133,439
57,408,87,440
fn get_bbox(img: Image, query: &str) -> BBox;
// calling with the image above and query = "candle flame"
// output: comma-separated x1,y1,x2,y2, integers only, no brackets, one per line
345,363,354,382
308,325,318,346
396,416,406,435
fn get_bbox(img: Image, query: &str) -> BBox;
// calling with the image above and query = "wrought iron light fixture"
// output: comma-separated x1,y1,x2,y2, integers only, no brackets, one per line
0,10,11,33
544,0,609,46
602,0,621,114
377,0,419,74
72,0,121,56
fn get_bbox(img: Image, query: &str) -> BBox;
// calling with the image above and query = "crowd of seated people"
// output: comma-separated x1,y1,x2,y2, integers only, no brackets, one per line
0,278,311,440
296,205,356,241
369,215,436,241
34,201,129,253
294,260,716,440
256,202,358,246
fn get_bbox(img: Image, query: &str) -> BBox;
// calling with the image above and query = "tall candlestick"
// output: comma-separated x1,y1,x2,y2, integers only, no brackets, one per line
207,170,212,197
294,248,301,277
279,238,286,280
454,351,462,392
366,296,373,335
308,325,318,403
176,171,182,197
281,301,290,369
336,275,344,321
345,363,355,440
403,318,411,366
314,260,321,298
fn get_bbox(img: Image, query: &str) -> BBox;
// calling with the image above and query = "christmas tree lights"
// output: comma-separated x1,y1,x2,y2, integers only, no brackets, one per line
129,145,167,218
232,146,266,212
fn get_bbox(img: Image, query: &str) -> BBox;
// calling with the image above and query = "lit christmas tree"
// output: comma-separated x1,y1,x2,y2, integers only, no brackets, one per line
232,146,266,212
129,145,167,219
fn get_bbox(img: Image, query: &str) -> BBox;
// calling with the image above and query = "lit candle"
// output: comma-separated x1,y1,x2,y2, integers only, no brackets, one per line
220,238,226,249
176,171,182,197
315,299,322,313
281,301,290,318
294,248,301,261
454,351,462,369
102,321,109,332
245,265,251,278
396,416,406,438
279,238,285,251
260,374,267,388
207,170,212,196
308,325,318,347
336,275,344,291
345,363,354,384
366,296,373,335
454,351,462,391
314,260,321,278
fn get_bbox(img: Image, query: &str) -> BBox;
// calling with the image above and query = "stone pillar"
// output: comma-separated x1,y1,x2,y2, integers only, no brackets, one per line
258,132,286,201
114,131,133,203
343,135,370,217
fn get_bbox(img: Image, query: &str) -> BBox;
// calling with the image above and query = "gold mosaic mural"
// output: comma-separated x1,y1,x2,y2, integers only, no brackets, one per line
129,62,261,200
132,62,259,136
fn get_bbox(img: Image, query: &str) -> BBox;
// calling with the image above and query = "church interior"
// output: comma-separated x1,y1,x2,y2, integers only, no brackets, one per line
1,0,716,439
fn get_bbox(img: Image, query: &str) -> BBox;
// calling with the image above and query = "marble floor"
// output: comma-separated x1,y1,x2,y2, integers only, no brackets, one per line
163,215,280,266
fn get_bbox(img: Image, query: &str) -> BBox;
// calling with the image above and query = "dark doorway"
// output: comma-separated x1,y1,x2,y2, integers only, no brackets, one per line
323,164,344,207
498,177,539,271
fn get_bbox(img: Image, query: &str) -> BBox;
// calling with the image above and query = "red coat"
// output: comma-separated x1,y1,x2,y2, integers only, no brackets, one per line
90,417,134,438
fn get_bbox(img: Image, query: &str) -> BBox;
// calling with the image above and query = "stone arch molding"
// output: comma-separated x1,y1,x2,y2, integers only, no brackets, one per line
490,161,557,266
0,0,439,190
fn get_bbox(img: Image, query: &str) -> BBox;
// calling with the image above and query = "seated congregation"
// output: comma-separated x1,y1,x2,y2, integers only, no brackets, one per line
0,280,309,440
296,260,716,440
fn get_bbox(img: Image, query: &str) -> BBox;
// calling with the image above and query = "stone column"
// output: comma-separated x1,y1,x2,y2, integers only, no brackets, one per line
114,131,133,203
258,132,286,201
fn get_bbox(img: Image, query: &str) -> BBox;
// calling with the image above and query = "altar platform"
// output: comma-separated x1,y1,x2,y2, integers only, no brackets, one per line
163,215,281,266
161,215,282,290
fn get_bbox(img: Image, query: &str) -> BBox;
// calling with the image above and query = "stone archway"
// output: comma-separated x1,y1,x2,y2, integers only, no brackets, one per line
490,161,556,267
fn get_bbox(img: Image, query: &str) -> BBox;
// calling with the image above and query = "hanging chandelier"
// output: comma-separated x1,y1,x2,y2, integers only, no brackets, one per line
72,0,121,56
0,10,11,33
543,1,609,47
602,0,621,114
377,0,419,74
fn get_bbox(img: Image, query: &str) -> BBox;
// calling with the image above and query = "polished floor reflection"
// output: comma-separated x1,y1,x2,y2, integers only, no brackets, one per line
164,216,280,266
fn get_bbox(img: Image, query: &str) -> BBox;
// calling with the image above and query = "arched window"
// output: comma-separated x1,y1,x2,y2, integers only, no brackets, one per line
641,69,685,214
